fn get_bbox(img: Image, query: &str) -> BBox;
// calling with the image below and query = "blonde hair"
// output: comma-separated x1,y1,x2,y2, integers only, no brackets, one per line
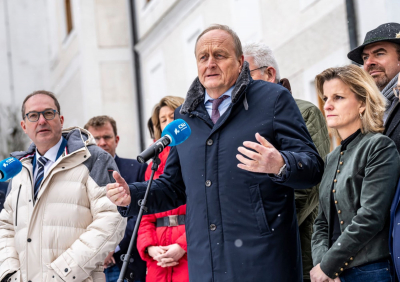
151,96,185,140
315,64,386,137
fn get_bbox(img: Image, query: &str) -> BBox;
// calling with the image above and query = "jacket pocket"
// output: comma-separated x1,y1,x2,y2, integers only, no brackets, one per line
249,184,271,236
91,269,106,282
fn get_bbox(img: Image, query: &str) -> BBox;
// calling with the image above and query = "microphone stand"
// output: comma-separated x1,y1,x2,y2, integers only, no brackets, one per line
118,149,161,282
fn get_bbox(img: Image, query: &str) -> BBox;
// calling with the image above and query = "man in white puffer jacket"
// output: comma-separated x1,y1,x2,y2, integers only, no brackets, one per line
0,90,126,282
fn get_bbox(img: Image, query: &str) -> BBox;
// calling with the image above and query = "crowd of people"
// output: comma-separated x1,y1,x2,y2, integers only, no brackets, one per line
0,21,399,282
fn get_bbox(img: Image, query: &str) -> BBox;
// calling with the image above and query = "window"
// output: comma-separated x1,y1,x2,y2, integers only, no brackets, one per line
65,0,73,35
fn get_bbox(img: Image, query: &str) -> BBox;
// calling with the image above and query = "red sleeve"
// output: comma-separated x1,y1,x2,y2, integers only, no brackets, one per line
137,213,158,262
175,232,187,252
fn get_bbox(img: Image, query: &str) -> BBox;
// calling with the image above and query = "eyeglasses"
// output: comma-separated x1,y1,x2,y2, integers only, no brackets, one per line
394,86,400,98
250,66,268,72
25,109,59,122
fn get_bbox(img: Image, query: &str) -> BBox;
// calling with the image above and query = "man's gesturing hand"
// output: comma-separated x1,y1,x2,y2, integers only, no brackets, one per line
106,171,131,206
237,133,284,174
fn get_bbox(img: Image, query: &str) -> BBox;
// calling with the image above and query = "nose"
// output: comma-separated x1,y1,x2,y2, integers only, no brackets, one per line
207,56,216,68
37,113,47,125
364,56,376,69
323,99,333,112
97,138,106,147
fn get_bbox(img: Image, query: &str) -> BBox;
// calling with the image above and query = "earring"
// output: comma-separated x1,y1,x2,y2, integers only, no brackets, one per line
359,112,363,120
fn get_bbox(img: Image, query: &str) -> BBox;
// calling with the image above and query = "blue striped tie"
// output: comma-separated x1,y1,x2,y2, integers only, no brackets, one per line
34,156,48,200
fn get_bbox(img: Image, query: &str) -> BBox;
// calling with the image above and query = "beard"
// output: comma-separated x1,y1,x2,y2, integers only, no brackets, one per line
366,65,390,91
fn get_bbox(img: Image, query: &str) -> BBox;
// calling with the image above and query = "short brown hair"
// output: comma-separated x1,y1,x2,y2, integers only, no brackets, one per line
84,115,118,136
315,64,386,137
22,90,61,119
151,96,184,140
195,24,243,59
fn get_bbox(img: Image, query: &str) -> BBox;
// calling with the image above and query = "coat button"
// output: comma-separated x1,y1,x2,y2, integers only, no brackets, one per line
332,190,336,193
340,161,343,165
205,180,212,187
209,224,217,231
338,210,341,214
340,221,344,224
334,179,337,183
298,162,303,168
27,238,32,242
350,257,354,260
337,170,340,173
335,273,339,276
340,152,344,155
345,262,348,266
65,268,68,272
335,200,338,204
340,268,344,271
207,139,213,146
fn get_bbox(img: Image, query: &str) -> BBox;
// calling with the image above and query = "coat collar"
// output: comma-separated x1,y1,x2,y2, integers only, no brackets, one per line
180,61,251,114
11,126,95,162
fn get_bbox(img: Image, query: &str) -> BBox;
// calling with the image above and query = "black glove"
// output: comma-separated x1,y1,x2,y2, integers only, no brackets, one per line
1,272,16,282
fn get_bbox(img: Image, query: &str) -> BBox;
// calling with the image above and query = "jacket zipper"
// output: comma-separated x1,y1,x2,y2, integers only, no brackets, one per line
15,184,22,226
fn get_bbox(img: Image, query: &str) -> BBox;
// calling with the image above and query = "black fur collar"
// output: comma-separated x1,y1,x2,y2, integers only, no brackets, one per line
180,61,251,114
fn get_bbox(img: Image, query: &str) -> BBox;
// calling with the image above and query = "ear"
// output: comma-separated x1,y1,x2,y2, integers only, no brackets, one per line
265,67,277,83
115,135,120,146
238,55,244,71
359,101,366,114
20,120,27,134
60,115,64,127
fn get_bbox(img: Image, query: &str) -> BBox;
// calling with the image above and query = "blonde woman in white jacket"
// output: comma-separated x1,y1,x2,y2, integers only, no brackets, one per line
0,91,126,282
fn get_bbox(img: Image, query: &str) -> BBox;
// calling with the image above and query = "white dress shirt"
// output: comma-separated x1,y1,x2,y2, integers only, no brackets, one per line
33,137,63,181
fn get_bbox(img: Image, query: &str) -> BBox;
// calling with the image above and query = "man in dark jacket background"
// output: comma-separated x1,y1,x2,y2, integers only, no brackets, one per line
85,116,147,282
107,24,324,282
347,22,400,151
243,42,330,282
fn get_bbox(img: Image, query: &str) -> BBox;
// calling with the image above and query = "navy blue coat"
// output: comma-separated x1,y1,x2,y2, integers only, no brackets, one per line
119,62,324,282
114,155,147,281
390,180,400,282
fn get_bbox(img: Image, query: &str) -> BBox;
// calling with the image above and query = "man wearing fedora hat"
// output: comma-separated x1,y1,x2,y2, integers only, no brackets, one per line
348,22,400,152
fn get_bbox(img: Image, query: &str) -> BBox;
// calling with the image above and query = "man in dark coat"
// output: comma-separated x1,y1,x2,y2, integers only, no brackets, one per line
85,116,147,282
107,24,324,282
347,22,400,152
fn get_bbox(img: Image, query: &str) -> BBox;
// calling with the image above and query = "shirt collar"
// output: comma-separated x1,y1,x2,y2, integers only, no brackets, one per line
204,85,235,104
35,136,63,163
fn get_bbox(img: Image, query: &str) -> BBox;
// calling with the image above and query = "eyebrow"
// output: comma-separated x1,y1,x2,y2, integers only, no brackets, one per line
362,48,387,56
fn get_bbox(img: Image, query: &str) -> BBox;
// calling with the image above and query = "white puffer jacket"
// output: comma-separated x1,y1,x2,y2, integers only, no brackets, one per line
0,127,126,282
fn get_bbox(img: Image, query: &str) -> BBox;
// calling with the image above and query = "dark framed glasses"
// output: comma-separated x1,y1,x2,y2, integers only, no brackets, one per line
25,109,59,122
250,66,268,72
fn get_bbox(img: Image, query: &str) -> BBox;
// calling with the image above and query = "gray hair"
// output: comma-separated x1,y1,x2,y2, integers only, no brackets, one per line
243,42,280,82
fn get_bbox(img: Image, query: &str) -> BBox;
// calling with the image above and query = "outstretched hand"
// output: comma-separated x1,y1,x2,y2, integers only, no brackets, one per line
237,133,284,174
106,171,131,206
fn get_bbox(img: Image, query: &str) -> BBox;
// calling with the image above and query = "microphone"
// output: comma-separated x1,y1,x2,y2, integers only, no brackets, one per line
0,157,23,182
137,119,191,163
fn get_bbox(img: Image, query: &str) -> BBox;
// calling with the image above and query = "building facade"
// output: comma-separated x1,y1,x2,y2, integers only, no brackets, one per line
0,0,399,157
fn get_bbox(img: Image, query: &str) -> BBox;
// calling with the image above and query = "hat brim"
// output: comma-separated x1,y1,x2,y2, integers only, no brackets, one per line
347,38,400,65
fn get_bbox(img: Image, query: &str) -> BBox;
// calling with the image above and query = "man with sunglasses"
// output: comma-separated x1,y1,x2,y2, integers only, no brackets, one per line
85,116,147,282
0,91,126,282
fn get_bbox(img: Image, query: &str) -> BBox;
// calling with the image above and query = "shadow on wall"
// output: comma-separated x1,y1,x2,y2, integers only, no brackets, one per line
0,104,29,160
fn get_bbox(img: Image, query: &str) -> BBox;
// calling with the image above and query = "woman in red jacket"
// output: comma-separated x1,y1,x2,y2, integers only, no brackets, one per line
137,96,188,282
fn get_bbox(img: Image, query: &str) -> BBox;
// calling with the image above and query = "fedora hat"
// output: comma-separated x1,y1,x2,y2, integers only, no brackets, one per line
347,22,400,65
